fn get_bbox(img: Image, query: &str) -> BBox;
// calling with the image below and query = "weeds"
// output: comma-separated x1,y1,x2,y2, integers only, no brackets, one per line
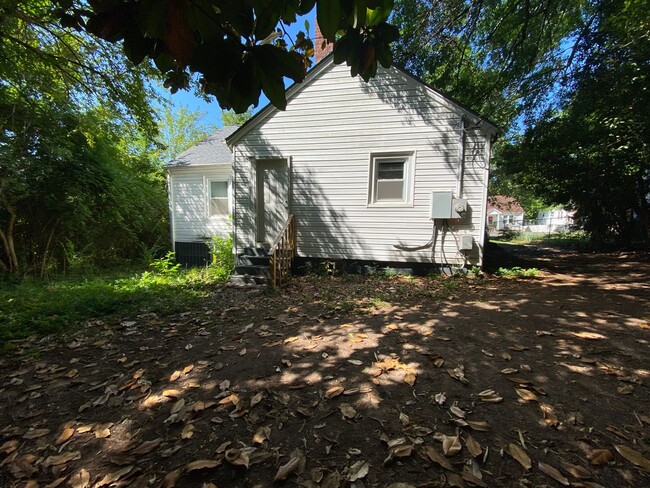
496,266,540,278
0,264,229,351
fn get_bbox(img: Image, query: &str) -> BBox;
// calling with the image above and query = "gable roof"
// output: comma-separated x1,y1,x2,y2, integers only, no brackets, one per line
166,126,238,168
227,53,499,146
487,195,525,215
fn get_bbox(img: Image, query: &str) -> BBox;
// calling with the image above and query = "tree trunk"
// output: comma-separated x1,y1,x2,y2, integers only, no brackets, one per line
0,205,20,274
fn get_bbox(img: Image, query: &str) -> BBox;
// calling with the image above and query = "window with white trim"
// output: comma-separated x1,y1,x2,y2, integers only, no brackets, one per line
209,180,229,216
368,153,414,206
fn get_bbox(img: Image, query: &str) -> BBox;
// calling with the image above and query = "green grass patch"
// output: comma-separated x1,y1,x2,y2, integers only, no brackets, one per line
496,266,540,278
0,265,229,352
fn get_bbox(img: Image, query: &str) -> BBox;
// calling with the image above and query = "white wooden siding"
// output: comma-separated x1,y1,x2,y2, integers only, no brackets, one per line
168,165,231,244
232,62,493,266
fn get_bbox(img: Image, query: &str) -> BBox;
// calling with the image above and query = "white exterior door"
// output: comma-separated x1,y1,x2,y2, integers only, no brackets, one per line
256,159,289,244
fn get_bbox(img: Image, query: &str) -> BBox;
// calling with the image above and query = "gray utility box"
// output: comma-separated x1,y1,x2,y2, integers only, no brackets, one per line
459,235,474,251
430,191,468,219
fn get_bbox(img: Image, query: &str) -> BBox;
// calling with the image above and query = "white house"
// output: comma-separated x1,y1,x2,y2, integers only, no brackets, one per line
486,195,525,232
528,207,575,233
167,53,498,279
165,126,237,266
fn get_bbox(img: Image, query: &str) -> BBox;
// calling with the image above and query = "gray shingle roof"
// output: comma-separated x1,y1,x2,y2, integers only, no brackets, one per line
165,126,238,168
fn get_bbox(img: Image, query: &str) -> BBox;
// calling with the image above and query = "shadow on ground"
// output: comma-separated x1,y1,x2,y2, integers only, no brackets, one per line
1,245,649,487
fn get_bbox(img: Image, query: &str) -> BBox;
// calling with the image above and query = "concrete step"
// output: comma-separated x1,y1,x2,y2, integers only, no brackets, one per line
234,265,270,277
237,254,271,266
230,274,270,288
242,247,270,257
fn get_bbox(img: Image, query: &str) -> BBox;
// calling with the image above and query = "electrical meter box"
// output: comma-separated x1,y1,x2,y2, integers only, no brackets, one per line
430,191,468,219
451,198,468,218
430,191,453,219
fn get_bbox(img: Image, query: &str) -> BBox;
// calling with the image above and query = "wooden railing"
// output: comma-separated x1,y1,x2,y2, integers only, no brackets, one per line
269,215,296,288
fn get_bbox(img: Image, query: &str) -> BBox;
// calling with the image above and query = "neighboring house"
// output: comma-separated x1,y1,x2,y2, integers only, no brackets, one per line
167,52,499,276
528,207,575,233
486,196,525,231
165,126,238,266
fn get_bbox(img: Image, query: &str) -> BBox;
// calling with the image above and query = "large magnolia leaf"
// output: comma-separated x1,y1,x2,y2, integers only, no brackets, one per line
69,468,90,488
538,462,570,486
161,469,181,487
614,445,650,471
588,449,613,465
442,435,462,457
423,446,454,471
465,436,482,458
507,443,531,470
186,460,221,472
274,449,305,481
348,460,370,482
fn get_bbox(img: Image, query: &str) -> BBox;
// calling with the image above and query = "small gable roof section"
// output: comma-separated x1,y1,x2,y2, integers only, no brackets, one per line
166,126,238,168
487,195,525,215
226,56,499,146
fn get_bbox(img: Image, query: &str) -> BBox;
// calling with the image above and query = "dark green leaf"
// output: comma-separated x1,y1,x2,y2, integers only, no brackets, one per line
317,0,342,40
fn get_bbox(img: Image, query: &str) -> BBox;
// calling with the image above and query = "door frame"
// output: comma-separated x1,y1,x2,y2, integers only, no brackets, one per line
253,157,291,244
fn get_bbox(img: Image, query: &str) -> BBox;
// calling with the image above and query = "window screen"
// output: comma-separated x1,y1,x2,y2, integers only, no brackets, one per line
209,181,228,216
376,160,405,201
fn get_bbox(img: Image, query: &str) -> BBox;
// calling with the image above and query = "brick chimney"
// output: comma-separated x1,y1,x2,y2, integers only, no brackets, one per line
314,22,333,63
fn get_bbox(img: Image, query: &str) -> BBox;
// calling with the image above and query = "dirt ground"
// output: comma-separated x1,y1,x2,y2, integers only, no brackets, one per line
1,244,649,488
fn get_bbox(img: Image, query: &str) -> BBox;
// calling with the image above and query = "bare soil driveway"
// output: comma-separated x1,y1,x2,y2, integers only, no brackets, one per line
1,244,649,487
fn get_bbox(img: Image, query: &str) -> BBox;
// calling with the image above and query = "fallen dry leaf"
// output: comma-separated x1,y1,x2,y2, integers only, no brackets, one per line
130,438,162,456
55,426,75,445
326,386,344,399
404,372,416,386
466,420,490,432
274,449,305,481
538,461,570,486
508,443,531,470
462,471,486,487
450,406,465,418
588,449,613,465
442,435,462,457
186,459,221,472
516,389,539,402
225,448,251,468
162,389,182,398
169,370,181,382
250,392,264,408
423,445,454,471
23,428,49,439
339,403,357,420
170,398,186,414
252,426,271,445
465,436,482,458
161,469,181,487
348,460,370,482
44,451,81,467
181,424,194,439
478,390,502,403
560,461,591,479
614,444,650,471
94,465,133,487
69,468,90,488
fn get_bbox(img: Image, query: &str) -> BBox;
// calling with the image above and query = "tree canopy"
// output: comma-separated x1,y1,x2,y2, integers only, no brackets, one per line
52,0,399,112
495,0,649,245
0,0,167,275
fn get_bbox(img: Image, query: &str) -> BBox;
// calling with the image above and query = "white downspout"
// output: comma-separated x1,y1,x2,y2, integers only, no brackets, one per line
456,115,466,198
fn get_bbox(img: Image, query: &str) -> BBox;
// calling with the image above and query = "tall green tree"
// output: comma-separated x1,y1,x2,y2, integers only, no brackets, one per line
391,0,589,128
221,109,254,127
154,105,217,165
0,1,167,275
497,0,650,245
